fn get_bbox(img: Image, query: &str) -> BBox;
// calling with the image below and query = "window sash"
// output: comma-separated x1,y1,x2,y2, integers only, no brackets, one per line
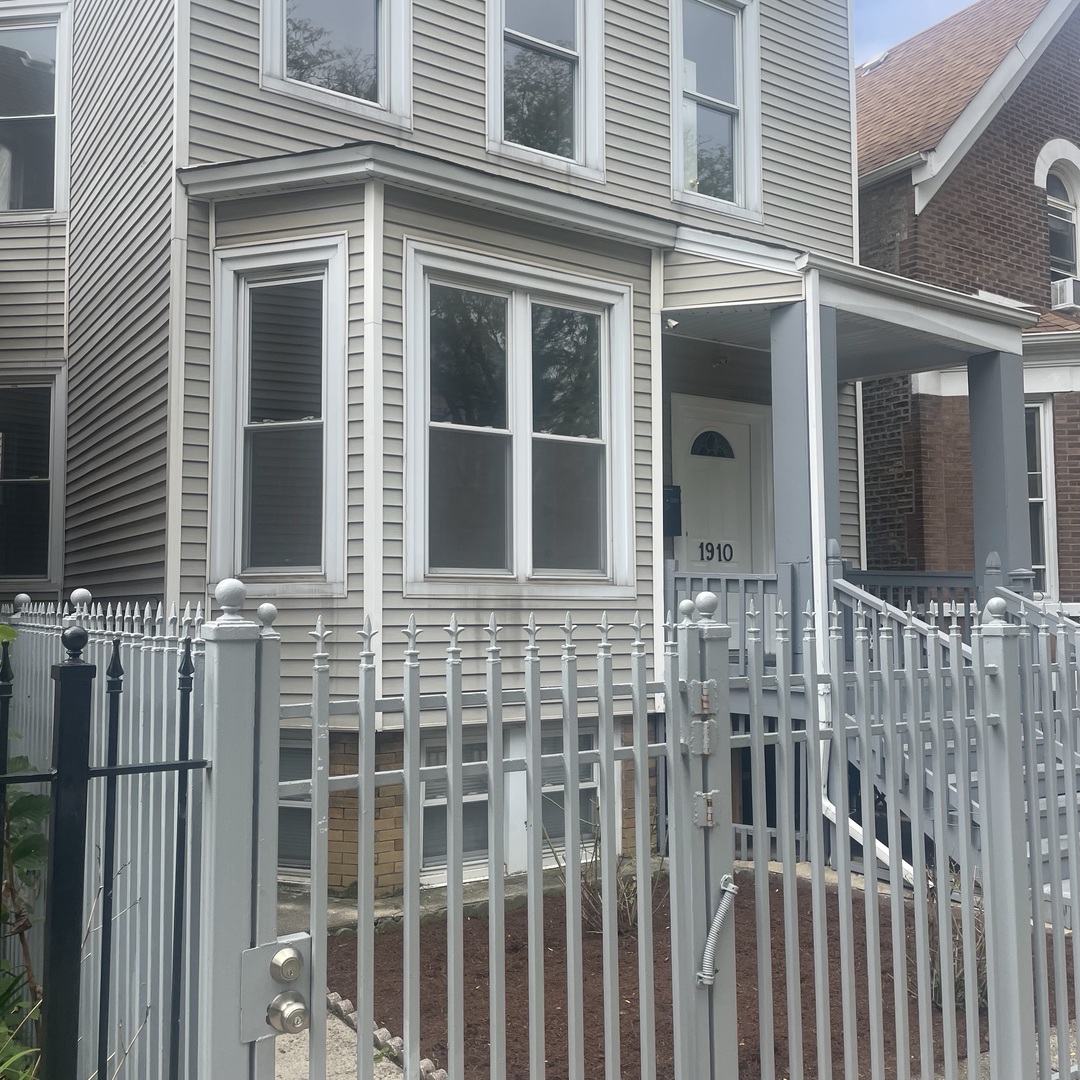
1026,402,1056,596
425,281,609,579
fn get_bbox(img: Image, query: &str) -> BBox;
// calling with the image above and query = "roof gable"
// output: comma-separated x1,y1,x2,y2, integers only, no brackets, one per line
856,0,1048,179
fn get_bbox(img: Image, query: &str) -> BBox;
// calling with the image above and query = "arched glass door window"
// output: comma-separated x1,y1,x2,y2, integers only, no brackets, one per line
1048,170,1077,281
691,430,735,458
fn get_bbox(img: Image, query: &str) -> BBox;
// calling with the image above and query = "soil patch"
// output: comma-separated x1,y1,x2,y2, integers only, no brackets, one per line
326,869,993,1079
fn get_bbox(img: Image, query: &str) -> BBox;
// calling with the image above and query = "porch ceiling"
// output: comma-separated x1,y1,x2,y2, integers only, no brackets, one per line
662,257,1038,381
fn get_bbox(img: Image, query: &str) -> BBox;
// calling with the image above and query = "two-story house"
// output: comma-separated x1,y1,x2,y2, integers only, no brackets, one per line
0,0,1038,888
857,0,1080,604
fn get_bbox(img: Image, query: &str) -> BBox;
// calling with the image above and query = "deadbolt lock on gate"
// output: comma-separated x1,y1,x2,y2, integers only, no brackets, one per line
239,932,313,1043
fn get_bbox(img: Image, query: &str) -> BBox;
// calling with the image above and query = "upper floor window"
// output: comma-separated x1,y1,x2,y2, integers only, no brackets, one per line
1026,400,1058,598
673,0,761,217
0,4,70,215
263,0,410,125
406,244,634,595
488,0,604,176
1047,170,1077,281
211,236,347,596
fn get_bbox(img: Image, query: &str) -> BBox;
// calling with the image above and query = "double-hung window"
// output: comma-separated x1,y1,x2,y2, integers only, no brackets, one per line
0,3,70,214
489,0,603,174
263,0,410,124
1047,171,1077,282
212,236,347,595
1026,400,1058,598
674,0,760,216
407,245,633,593
0,372,62,583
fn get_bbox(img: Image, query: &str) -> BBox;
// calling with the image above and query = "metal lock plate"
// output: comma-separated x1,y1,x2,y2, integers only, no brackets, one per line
240,932,312,1043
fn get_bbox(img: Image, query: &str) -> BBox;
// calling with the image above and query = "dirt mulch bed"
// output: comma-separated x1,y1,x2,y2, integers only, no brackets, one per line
327,868,996,1079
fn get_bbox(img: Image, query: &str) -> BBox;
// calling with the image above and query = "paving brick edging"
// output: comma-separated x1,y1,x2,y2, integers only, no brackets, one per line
326,991,448,1080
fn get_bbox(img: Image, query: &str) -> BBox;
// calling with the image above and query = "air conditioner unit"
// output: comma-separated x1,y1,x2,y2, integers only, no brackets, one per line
1051,276,1080,312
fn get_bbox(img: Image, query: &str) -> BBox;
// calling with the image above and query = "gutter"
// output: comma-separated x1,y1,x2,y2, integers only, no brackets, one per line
857,151,928,191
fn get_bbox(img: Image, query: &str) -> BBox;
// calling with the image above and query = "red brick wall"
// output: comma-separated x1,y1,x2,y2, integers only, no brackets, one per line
860,9,1080,574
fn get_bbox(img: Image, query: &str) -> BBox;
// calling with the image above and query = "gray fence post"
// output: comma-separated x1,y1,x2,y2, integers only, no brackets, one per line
680,592,738,1072
978,597,1036,1080
197,580,261,1080
981,551,1003,609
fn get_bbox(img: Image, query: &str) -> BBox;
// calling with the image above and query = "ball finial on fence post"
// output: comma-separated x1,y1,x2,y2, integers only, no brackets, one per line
60,625,89,663
695,591,718,620
214,579,248,622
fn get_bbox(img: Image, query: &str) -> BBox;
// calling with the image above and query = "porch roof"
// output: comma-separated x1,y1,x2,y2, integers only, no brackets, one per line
662,254,1038,381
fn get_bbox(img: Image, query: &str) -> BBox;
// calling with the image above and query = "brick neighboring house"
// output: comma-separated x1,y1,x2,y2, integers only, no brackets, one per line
857,0,1080,601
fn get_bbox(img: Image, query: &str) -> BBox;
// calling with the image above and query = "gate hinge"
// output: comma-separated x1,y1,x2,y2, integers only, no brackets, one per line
688,679,719,717
693,790,722,828
689,718,719,756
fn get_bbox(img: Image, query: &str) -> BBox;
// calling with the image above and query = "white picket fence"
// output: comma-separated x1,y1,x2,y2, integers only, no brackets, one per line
7,578,1080,1078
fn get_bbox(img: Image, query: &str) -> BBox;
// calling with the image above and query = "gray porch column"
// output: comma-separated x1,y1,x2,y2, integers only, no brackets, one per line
967,351,1031,601
770,302,841,644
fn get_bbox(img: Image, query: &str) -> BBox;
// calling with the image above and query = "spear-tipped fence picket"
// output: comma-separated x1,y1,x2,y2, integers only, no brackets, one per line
5,576,1078,1079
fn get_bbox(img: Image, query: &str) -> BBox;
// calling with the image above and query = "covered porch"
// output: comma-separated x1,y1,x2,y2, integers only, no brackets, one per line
660,242,1039,661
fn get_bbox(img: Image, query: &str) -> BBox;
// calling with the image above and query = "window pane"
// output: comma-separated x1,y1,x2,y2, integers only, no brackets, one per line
423,801,489,864
505,0,576,46
1025,407,1040,474
1049,212,1077,277
0,116,55,210
532,440,604,571
0,386,50,479
285,0,378,102
0,27,56,116
532,305,600,438
249,280,323,422
541,789,598,842
684,100,734,201
1030,502,1045,570
279,805,311,868
429,428,510,570
1048,173,1071,203
504,42,575,158
683,0,736,104
245,425,323,568
430,285,508,428
0,480,49,576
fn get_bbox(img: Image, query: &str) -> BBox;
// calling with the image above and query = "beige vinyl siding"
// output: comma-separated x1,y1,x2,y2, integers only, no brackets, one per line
0,222,66,359
760,0,854,258
187,0,855,260
663,252,804,310
63,0,175,600
378,191,657,696
182,187,366,692
838,381,861,565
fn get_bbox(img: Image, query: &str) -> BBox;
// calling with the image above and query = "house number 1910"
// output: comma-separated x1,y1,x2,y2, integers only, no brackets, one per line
697,541,734,563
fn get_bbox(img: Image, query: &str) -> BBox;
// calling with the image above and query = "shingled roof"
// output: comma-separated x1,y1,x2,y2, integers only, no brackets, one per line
856,0,1049,177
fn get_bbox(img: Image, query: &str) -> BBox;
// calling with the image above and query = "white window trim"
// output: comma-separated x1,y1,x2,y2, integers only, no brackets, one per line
0,361,65,592
670,0,762,222
261,0,412,129
404,240,635,600
485,0,605,181
1028,397,1059,601
0,1,71,221
211,234,348,597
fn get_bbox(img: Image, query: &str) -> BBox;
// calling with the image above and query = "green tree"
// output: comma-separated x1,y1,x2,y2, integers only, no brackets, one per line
286,17,376,103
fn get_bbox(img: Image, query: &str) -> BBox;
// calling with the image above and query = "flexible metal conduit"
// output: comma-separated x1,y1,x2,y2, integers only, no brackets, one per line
697,874,739,985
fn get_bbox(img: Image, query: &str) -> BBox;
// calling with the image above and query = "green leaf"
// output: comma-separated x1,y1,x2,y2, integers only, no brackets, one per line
0,626,16,645
3,759,30,778
5,798,48,828
8,835,46,871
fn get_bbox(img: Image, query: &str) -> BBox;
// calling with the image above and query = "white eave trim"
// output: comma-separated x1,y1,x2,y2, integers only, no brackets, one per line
911,0,1080,214
857,151,928,191
178,143,678,249
673,226,804,277
804,253,1039,331
1022,329,1080,364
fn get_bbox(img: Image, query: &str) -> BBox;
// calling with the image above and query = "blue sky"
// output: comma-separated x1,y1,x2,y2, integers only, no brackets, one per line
853,0,976,64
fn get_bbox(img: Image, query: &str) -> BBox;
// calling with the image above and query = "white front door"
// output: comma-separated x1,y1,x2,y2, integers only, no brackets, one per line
671,394,773,575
